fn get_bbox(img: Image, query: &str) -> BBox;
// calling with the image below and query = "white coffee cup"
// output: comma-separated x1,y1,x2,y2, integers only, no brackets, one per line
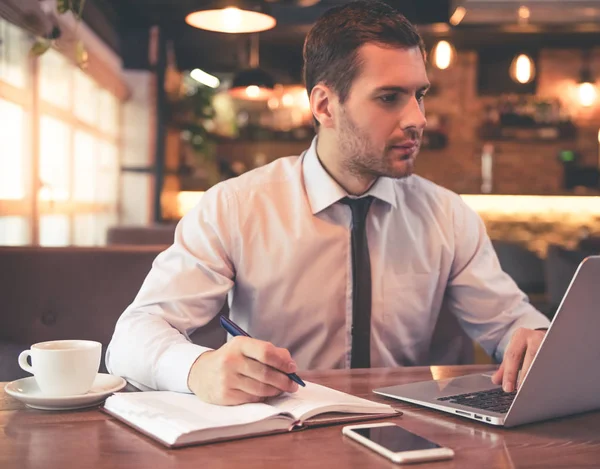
18,340,102,396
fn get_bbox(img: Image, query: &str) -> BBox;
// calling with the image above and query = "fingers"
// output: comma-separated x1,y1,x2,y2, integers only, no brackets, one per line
500,331,528,393
491,363,503,386
499,328,546,393
518,332,544,388
236,337,297,375
234,374,287,398
240,356,299,394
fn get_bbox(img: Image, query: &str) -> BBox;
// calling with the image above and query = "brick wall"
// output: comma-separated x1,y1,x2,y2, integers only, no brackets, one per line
418,49,600,195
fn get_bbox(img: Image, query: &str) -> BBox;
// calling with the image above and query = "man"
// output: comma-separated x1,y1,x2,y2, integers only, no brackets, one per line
106,0,549,405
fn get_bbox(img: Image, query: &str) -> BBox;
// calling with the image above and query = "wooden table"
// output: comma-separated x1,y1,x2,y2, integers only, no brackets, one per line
2,365,600,469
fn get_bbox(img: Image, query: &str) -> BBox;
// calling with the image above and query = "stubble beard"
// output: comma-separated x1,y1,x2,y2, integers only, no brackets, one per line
337,106,418,181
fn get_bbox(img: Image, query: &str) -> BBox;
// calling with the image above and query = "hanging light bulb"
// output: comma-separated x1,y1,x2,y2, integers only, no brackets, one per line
578,49,597,108
185,2,276,34
431,40,456,70
578,82,597,107
228,34,274,101
509,53,536,84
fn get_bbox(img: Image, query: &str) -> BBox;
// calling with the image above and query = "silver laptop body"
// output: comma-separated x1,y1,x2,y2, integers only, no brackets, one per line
374,255,600,427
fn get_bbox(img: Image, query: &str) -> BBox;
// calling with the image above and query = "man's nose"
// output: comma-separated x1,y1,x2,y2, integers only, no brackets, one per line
400,96,427,131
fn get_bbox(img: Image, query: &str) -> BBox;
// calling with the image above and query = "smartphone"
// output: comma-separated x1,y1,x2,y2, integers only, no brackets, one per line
342,422,454,464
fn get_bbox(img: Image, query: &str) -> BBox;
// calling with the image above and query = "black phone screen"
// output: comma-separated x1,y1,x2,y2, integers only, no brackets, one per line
352,425,441,453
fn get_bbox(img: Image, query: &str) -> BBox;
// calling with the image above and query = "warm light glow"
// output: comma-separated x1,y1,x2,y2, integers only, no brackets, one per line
229,85,273,101
449,6,466,26
432,40,455,70
190,68,220,89
510,54,535,84
578,82,597,107
267,97,279,110
245,85,260,98
281,93,294,107
461,195,600,222
185,7,276,34
177,191,205,217
518,5,530,23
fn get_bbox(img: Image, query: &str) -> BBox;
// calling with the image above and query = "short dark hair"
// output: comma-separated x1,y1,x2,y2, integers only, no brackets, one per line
303,0,425,127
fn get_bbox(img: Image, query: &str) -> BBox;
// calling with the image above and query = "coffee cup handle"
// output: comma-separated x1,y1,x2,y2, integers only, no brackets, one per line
18,350,34,374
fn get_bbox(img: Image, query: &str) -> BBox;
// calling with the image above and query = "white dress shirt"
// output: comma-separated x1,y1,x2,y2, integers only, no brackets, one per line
106,138,550,392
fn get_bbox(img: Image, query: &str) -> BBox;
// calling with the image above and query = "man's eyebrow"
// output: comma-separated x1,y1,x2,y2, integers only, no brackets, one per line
373,84,431,94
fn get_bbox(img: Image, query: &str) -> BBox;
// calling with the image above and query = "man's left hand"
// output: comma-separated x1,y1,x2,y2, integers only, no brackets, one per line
491,328,546,393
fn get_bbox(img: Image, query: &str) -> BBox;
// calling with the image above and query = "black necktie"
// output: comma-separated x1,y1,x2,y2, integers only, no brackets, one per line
340,196,373,368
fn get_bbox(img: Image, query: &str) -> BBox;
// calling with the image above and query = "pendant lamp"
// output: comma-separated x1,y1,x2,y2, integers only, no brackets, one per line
229,34,274,100
578,49,597,108
185,0,276,34
509,53,535,84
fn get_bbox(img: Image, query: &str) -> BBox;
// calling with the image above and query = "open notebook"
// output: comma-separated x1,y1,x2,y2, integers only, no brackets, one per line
103,381,399,448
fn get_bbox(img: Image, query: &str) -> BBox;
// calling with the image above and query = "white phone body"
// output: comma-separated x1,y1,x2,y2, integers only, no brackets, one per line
342,422,454,464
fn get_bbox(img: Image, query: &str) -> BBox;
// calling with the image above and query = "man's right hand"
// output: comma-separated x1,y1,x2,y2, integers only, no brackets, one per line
187,336,299,405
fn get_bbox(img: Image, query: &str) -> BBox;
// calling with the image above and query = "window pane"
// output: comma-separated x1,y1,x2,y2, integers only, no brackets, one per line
0,99,26,199
98,142,119,203
98,89,119,136
74,69,98,125
73,131,97,202
39,116,71,201
39,215,70,246
73,212,115,246
0,19,30,88
39,48,72,110
0,216,30,245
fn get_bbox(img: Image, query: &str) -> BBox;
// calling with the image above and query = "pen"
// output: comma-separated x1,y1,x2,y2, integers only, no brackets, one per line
219,315,306,387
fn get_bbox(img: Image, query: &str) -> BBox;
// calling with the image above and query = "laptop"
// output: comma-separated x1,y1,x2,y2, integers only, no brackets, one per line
374,255,600,427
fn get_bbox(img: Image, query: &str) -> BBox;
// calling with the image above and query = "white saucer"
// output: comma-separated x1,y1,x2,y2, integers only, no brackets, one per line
4,373,127,411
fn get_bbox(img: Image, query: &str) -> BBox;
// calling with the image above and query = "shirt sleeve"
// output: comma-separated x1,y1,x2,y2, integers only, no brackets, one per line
445,196,550,363
106,183,237,392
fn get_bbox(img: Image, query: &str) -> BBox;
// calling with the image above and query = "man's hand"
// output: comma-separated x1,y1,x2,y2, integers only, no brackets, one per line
491,328,546,393
187,336,299,405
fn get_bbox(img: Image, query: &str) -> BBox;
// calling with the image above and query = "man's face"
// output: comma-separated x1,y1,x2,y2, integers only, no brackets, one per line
334,44,429,180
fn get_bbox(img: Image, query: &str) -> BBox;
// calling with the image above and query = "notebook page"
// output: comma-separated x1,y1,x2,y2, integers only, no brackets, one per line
265,381,393,422
105,391,288,442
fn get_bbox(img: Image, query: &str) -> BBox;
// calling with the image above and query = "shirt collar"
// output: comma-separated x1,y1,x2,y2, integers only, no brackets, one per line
302,137,398,215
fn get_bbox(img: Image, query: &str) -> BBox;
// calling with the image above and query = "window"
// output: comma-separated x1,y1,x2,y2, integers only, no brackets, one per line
0,18,122,246
39,116,71,202
0,99,26,199
0,19,29,88
39,48,72,109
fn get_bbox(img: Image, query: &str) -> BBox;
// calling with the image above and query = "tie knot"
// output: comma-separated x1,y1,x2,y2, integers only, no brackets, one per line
341,196,373,225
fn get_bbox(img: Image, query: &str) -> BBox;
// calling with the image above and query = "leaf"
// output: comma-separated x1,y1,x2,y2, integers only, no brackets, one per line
30,39,51,57
56,0,69,14
75,41,88,69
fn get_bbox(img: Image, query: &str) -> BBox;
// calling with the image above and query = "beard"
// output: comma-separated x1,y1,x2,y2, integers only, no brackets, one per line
336,105,420,181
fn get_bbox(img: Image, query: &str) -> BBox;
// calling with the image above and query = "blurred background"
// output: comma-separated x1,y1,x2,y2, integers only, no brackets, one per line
3,0,600,316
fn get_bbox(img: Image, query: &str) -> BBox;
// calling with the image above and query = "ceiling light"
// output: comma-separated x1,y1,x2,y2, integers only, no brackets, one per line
509,53,535,84
431,40,456,70
229,68,275,100
518,6,530,25
190,69,220,88
449,6,466,26
228,34,275,101
578,49,597,107
185,3,276,34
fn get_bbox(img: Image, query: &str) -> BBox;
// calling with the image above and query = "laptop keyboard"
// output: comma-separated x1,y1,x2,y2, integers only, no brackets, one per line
437,388,517,414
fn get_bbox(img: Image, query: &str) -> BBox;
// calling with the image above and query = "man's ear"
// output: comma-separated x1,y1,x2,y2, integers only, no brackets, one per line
310,83,337,129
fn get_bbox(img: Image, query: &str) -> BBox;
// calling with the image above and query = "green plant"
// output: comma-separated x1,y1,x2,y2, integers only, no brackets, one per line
30,0,88,68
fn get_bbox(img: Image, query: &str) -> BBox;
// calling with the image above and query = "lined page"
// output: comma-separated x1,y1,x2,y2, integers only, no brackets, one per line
265,381,393,421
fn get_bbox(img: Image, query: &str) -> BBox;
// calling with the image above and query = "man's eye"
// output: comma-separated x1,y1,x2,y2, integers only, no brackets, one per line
416,93,426,103
379,94,397,104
